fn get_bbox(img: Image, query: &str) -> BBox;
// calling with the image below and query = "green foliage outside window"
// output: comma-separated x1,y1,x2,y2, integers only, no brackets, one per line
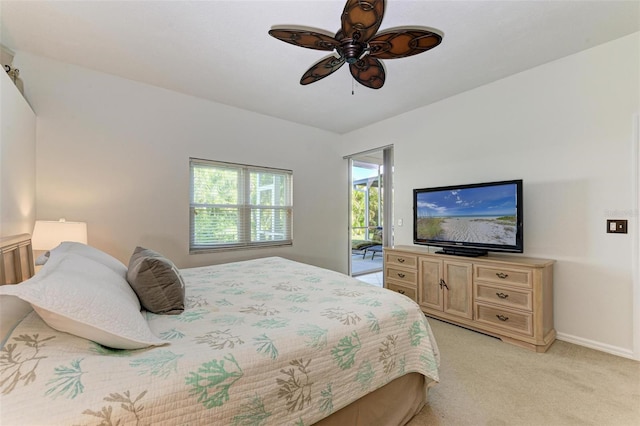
351,183,381,241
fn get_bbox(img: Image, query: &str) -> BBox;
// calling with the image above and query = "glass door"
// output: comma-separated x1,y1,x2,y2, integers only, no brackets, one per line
346,147,393,277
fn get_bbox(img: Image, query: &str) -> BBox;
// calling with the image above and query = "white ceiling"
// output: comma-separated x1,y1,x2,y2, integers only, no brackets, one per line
1,1,638,134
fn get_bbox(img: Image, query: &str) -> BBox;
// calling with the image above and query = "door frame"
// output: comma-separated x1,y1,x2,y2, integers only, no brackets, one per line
632,113,639,360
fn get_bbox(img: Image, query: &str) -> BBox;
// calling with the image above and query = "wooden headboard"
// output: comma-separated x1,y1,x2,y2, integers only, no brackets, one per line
0,233,35,285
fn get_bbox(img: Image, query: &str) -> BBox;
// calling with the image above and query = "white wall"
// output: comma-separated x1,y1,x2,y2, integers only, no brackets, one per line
0,70,36,237
8,33,639,358
13,53,348,272
342,33,640,357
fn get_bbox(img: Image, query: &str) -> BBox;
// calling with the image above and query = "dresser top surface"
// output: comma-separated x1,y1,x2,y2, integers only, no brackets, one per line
387,245,555,267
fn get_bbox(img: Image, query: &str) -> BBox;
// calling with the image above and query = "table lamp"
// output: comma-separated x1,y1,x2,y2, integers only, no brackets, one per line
32,218,88,251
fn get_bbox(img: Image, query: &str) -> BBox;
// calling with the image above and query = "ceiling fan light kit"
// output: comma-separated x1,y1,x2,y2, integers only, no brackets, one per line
269,0,443,89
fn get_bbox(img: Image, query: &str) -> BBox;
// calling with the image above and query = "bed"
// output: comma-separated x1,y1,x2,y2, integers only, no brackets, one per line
0,234,439,425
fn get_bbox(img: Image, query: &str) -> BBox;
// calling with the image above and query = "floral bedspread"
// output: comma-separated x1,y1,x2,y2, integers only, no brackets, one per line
0,257,439,425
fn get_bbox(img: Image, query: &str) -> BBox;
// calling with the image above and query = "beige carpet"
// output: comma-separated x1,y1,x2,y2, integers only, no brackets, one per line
407,318,640,426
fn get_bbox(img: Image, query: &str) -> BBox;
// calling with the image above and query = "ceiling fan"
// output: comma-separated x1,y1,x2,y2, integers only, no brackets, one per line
268,0,443,89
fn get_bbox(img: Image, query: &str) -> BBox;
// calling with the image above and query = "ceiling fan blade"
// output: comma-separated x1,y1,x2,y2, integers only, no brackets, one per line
268,29,340,51
369,29,442,59
349,56,385,89
300,55,346,85
340,0,385,43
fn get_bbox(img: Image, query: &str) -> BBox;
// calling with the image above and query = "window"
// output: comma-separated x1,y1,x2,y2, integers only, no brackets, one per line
190,158,293,252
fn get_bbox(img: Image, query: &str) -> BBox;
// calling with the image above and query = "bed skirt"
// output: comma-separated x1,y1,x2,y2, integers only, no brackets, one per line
314,373,430,426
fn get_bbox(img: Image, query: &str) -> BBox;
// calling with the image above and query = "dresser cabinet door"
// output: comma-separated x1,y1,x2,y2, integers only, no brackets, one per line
418,258,443,311
442,260,473,319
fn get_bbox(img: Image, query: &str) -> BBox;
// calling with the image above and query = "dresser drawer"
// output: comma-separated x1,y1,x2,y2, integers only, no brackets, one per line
386,281,417,302
475,283,532,311
385,252,418,269
475,265,532,288
475,303,533,336
385,266,417,285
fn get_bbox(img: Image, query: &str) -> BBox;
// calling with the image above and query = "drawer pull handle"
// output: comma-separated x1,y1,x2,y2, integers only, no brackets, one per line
397,258,405,263
397,273,406,278
397,289,406,295
496,272,509,279
496,314,509,322
496,292,509,299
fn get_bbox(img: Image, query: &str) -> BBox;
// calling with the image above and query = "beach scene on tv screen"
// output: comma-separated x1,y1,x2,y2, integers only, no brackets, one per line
416,184,518,245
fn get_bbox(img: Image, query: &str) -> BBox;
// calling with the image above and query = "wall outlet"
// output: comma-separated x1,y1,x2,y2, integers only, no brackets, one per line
606,219,628,234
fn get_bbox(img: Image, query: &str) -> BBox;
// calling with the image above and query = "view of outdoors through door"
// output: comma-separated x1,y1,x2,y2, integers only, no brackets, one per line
350,152,385,276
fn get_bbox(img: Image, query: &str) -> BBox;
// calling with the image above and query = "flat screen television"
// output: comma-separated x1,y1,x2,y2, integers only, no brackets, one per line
413,179,523,257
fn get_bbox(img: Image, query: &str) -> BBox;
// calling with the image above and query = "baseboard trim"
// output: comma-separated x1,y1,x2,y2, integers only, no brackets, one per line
556,332,637,360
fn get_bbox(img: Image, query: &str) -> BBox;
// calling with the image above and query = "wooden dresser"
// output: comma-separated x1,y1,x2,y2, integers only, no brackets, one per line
384,245,555,352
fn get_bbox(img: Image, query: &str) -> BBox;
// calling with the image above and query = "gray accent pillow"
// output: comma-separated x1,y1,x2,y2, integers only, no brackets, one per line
126,246,185,315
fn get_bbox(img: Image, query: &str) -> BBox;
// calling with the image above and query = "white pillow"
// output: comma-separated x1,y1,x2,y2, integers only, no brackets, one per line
45,241,128,277
0,251,167,350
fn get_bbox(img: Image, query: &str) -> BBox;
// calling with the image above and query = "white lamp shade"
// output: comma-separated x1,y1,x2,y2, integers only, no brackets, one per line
32,219,88,250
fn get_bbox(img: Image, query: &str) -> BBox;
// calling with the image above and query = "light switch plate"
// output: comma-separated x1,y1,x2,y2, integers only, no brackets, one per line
606,219,628,234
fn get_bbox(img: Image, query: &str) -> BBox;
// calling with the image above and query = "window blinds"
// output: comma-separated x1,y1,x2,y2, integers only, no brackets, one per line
190,158,293,252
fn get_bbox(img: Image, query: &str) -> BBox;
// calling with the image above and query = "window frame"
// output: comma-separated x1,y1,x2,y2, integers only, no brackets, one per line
189,157,293,253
